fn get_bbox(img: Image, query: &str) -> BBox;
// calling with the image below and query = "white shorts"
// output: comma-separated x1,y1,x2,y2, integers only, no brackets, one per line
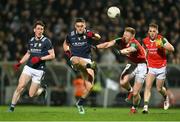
121,63,147,83
22,65,45,84
148,66,166,80
70,57,92,64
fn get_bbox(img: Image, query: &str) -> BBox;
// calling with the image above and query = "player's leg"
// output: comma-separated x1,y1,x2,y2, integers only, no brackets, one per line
29,70,46,98
142,73,155,113
76,68,94,114
9,73,31,112
120,64,135,102
72,57,95,114
130,63,146,113
156,79,169,110
130,81,143,113
71,56,96,71
156,66,169,110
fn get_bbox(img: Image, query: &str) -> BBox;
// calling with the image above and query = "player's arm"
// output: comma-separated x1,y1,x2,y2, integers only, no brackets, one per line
120,43,137,55
63,40,72,58
19,51,31,64
41,49,55,61
63,40,70,51
86,30,101,40
142,41,148,56
96,38,121,49
163,38,174,52
13,51,31,71
96,40,115,49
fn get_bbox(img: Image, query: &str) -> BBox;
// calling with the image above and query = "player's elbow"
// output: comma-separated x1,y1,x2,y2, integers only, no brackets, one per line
167,46,174,52
170,46,175,52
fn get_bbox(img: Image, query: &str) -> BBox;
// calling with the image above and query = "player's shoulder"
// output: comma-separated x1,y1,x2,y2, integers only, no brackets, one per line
67,30,76,37
131,38,139,43
29,36,35,42
142,36,150,43
41,36,52,45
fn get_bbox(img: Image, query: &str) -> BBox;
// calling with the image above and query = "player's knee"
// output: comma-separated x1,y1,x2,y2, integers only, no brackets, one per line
120,80,126,86
71,57,79,65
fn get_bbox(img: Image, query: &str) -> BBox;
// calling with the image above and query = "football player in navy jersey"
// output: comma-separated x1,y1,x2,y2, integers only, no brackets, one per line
63,18,101,114
8,21,55,112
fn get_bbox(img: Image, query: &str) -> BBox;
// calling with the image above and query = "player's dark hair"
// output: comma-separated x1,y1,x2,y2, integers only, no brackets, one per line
33,20,45,28
75,18,86,23
125,27,136,35
149,23,158,29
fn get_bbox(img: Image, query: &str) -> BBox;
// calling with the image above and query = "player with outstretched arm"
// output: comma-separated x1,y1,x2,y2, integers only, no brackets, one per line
96,27,147,113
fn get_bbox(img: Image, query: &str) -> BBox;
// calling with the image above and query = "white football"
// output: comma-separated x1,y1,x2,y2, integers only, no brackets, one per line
107,6,120,18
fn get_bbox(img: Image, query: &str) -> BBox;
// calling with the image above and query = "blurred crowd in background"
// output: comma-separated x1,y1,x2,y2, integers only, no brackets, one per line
0,0,180,64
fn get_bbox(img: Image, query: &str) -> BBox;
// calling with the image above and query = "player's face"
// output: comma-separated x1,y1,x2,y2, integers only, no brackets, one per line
75,22,86,34
123,31,133,43
34,25,44,39
148,27,158,40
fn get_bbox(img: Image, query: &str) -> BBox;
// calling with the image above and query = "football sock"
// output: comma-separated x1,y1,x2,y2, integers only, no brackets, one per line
77,98,85,106
144,101,148,106
10,104,15,108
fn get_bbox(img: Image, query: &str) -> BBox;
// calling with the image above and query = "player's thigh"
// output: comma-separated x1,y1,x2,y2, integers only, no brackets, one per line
29,69,45,94
120,63,135,81
75,57,91,66
70,56,80,65
145,73,156,88
18,73,31,88
134,63,147,83
120,74,133,85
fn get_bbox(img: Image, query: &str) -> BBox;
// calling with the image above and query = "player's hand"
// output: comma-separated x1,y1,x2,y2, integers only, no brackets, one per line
13,62,22,71
31,56,41,64
86,31,95,38
64,50,72,58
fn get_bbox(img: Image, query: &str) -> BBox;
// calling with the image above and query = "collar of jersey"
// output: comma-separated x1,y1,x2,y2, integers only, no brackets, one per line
35,35,44,40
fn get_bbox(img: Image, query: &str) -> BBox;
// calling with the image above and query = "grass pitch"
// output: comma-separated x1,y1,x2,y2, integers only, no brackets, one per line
0,106,180,121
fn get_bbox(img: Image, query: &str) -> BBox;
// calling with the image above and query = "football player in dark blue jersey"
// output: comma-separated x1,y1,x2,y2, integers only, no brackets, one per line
63,18,101,114
8,21,55,112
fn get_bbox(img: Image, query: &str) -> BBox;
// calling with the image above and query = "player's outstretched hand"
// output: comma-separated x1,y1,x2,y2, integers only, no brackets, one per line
86,31,94,38
64,50,72,59
13,62,22,71
31,56,41,64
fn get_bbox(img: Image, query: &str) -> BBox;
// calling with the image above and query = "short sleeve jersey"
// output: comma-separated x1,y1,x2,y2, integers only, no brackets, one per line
66,30,94,59
26,36,53,70
143,35,167,68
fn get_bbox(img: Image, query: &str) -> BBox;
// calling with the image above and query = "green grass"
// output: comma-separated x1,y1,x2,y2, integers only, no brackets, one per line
0,106,180,121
